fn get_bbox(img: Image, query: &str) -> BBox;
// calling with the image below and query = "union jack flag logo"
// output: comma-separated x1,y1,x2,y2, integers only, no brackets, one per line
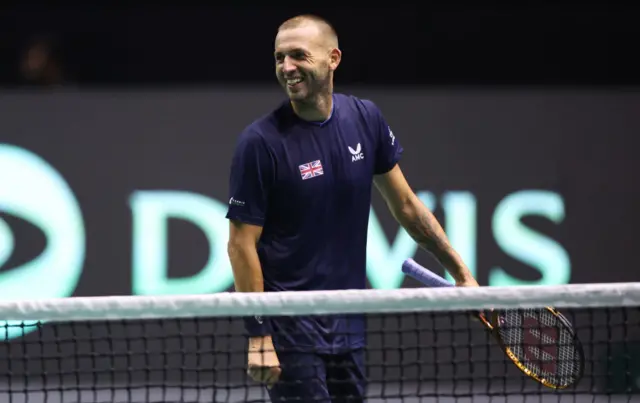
299,159,324,180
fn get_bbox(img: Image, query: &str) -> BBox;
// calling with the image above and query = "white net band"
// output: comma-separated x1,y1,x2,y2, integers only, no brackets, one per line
1,282,639,322
1,282,639,401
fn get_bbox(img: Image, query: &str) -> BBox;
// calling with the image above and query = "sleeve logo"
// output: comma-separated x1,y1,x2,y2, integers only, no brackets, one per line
229,197,245,207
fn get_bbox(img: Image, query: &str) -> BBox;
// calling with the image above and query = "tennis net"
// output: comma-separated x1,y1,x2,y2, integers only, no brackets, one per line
0,283,639,402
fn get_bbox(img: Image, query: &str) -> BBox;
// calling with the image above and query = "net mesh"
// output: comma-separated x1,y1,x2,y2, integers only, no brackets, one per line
0,285,639,402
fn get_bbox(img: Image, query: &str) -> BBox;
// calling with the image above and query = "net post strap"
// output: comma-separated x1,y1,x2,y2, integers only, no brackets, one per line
1,283,640,322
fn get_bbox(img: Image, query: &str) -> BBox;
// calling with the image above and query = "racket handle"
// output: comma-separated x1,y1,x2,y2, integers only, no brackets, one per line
402,258,454,288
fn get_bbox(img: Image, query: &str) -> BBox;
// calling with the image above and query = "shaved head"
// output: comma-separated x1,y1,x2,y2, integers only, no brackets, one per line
274,14,342,120
277,14,339,49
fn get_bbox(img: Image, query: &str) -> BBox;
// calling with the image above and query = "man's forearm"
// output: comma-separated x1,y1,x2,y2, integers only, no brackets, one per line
398,196,473,282
227,241,265,293
227,240,273,340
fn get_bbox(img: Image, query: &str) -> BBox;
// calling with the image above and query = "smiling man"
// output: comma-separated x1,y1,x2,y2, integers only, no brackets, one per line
225,14,479,402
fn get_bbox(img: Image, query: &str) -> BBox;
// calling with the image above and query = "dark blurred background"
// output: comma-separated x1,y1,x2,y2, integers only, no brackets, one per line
1,3,639,88
1,4,639,401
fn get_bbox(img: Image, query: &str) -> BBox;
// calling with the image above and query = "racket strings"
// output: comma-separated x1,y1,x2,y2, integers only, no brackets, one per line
496,308,582,388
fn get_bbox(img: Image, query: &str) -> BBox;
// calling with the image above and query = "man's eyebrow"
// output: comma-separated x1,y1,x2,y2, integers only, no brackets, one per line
274,48,308,57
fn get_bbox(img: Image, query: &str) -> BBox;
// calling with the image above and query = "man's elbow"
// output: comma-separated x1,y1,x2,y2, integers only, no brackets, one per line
393,192,421,223
227,236,255,260
226,238,239,260
227,220,261,257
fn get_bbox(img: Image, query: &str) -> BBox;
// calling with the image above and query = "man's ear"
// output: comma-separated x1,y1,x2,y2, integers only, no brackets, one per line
329,48,342,71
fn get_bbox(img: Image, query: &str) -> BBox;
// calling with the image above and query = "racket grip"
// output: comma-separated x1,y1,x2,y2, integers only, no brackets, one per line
402,258,454,288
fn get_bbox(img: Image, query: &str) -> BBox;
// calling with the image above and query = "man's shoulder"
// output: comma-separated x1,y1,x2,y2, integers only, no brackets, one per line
334,93,382,119
240,100,294,142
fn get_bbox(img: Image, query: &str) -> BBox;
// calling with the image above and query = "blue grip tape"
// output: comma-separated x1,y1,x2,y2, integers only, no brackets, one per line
401,258,453,288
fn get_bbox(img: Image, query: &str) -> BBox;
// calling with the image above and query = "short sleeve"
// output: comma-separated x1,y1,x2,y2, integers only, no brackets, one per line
225,129,274,226
363,100,404,175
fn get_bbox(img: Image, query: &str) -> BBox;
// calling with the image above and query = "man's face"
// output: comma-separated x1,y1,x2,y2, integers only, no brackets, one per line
274,24,333,102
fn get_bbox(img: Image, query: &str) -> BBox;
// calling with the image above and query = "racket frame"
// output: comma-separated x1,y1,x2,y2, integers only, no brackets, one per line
488,306,586,389
401,258,585,390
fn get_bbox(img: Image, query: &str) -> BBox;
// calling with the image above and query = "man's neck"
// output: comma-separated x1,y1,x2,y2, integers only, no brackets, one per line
291,93,333,122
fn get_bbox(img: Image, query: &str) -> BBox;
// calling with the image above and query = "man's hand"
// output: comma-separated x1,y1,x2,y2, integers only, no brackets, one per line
247,335,281,388
454,276,486,323
455,276,479,287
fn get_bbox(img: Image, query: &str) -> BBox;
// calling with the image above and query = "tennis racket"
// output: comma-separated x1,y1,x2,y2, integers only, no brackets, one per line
402,258,585,389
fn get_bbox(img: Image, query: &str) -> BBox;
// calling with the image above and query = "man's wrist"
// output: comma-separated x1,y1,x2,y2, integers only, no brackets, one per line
244,315,272,337
451,267,479,285
446,261,474,283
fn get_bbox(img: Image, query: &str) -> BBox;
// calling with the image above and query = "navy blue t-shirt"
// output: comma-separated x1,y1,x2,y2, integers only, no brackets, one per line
226,93,403,354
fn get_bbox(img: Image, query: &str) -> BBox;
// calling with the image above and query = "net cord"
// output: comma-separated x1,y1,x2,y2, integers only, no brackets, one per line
0,283,639,322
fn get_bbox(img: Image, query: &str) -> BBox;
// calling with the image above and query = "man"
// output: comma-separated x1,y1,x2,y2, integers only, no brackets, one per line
226,14,479,402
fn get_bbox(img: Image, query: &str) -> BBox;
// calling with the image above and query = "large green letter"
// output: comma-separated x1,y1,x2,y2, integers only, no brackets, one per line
130,191,233,295
489,190,570,286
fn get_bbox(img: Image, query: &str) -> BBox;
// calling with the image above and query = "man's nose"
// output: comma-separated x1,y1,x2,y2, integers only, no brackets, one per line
282,57,297,74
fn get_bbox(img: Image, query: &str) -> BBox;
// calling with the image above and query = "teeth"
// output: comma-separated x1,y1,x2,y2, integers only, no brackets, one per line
287,78,303,85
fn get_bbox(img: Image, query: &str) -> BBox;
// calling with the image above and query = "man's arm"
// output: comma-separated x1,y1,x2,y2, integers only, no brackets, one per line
225,129,272,294
225,129,281,386
227,219,281,386
227,220,264,293
374,164,478,286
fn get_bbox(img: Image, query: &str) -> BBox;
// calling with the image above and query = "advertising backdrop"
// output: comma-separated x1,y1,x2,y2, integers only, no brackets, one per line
0,87,638,396
1,88,637,301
